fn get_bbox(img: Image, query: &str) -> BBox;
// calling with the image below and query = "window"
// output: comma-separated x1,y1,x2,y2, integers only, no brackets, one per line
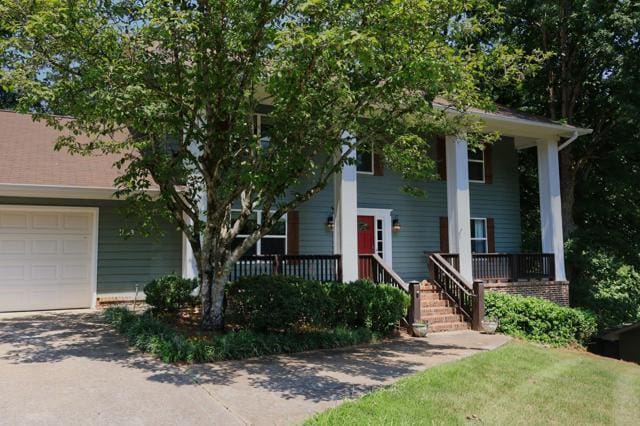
468,149,485,182
231,211,287,256
356,143,374,174
470,218,488,253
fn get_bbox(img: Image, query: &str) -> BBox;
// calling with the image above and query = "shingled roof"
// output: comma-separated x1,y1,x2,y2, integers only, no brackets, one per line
0,110,125,189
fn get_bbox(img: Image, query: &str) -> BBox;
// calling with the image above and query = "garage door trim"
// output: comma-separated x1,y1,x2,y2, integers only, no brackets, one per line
0,204,99,310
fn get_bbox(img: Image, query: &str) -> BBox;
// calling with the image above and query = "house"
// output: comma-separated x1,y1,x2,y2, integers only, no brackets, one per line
0,107,591,330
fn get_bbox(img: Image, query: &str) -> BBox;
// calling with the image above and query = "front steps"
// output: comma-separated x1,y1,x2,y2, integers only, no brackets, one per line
419,280,471,332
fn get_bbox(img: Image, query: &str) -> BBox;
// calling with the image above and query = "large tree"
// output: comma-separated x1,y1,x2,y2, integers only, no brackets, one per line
485,0,640,238
1,0,529,329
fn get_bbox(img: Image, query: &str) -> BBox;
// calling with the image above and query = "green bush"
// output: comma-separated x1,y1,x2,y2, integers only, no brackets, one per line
144,274,198,313
104,307,376,363
225,276,410,334
484,291,597,346
568,248,640,329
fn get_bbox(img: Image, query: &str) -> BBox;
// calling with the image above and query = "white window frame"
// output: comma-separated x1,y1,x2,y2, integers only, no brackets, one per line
468,149,485,183
357,208,393,267
356,143,375,175
232,210,288,255
470,217,488,254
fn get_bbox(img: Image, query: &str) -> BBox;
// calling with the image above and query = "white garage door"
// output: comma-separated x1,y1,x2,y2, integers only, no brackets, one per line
0,206,96,312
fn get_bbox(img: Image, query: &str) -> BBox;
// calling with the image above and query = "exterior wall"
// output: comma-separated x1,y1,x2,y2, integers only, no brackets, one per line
485,281,570,306
0,197,182,297
294,137,522,281
358,137,522,281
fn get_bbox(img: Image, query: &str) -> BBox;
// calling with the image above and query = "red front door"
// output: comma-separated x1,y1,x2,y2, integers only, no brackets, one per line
357,215,375,279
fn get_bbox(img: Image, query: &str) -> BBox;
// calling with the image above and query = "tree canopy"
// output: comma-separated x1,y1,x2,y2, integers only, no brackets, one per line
1,0,531,329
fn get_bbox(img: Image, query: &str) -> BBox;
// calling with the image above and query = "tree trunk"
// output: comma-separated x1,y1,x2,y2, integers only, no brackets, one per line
559,145,577,238
200,259,227,331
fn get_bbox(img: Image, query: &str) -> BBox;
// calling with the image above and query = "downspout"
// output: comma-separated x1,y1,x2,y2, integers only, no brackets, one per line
558,131,579,151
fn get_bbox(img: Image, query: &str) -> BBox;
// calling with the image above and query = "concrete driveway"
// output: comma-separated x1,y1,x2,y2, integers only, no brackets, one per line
0,311,509,425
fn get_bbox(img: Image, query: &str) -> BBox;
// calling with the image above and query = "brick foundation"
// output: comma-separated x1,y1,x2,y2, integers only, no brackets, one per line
484,281,569,306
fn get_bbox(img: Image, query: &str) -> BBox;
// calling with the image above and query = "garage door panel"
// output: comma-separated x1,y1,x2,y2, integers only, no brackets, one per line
63,214,91,232
0,213,28,229
0,264,26,279
31,264,59,280
31,239,59,254
0,207,95,312
0,239,27,254
32,213,61,230
62,238,90,255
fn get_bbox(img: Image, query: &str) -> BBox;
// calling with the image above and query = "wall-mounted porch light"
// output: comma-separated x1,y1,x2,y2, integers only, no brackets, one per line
326,207,335,230
392,215,401,232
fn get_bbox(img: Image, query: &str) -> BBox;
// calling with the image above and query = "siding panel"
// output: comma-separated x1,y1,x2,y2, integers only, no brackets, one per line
0,197,182,295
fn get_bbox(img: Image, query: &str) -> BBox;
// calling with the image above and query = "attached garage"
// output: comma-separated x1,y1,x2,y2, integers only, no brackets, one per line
0,206,97,312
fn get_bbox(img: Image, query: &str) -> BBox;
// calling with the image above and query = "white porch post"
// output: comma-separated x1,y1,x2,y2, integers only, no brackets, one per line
446,135,473,283
334,140,359,282
537,139,567,281
181,229,198,279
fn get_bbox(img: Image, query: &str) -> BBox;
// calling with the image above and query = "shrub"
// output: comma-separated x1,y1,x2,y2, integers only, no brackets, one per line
103,307,376,363
225,276,410,334
484,291,597,346
144,274,198,313
568,248,640,329
225,275,330,331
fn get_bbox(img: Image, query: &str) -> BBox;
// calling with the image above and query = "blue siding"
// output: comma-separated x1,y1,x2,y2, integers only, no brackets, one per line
296,137,522,281
0,197,182,295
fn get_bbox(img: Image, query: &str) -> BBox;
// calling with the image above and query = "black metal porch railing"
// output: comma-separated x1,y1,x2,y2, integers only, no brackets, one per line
229,254,342,282
440,253,555,282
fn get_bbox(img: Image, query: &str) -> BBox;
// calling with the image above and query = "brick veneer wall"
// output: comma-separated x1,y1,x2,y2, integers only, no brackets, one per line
484,281,569,306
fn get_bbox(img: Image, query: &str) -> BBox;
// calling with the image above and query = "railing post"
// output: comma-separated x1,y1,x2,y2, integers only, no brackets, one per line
408,280,421,325
428,255,435,282
272,255,280,275
472,280,485,331
510,253,518,281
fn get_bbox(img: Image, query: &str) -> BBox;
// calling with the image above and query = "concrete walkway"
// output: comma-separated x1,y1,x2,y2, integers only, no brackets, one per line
0,311,510,425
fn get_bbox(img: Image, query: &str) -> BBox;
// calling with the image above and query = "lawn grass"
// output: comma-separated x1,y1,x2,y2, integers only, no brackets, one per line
306,342,640,425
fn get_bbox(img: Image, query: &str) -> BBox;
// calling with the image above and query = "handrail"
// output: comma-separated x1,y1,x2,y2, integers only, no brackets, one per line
436,252,555,282
428,253,475,321
358,254,409,292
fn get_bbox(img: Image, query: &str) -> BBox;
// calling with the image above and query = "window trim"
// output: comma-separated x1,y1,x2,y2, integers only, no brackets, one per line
470,217,488,254
233,210,288,255
356,143,375,175
468,149,485,183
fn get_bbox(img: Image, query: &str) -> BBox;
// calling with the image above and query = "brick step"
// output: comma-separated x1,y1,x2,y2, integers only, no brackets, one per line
421,292,454,301
429,322,471,333
421,313,467,324
421,298,456,308
421,306,460,316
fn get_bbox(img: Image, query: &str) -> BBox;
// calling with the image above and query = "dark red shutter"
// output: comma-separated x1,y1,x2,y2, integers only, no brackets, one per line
487,218,496,253
439,217,449,253
484,144,493,184
373,153,384,176
436,135,446,180
287,211,299,255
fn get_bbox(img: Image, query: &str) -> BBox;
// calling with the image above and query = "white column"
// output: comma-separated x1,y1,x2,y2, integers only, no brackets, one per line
537,139,566,281
446,135,473,283
334,140,359,282
181,227,198,279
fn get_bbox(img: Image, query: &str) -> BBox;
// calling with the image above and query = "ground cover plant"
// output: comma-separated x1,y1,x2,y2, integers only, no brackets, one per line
484,291,597,346
104,307,376,363
306,342,640,425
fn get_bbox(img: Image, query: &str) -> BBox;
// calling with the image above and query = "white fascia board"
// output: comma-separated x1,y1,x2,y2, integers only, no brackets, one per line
0,183,160,200
434,104,592,139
